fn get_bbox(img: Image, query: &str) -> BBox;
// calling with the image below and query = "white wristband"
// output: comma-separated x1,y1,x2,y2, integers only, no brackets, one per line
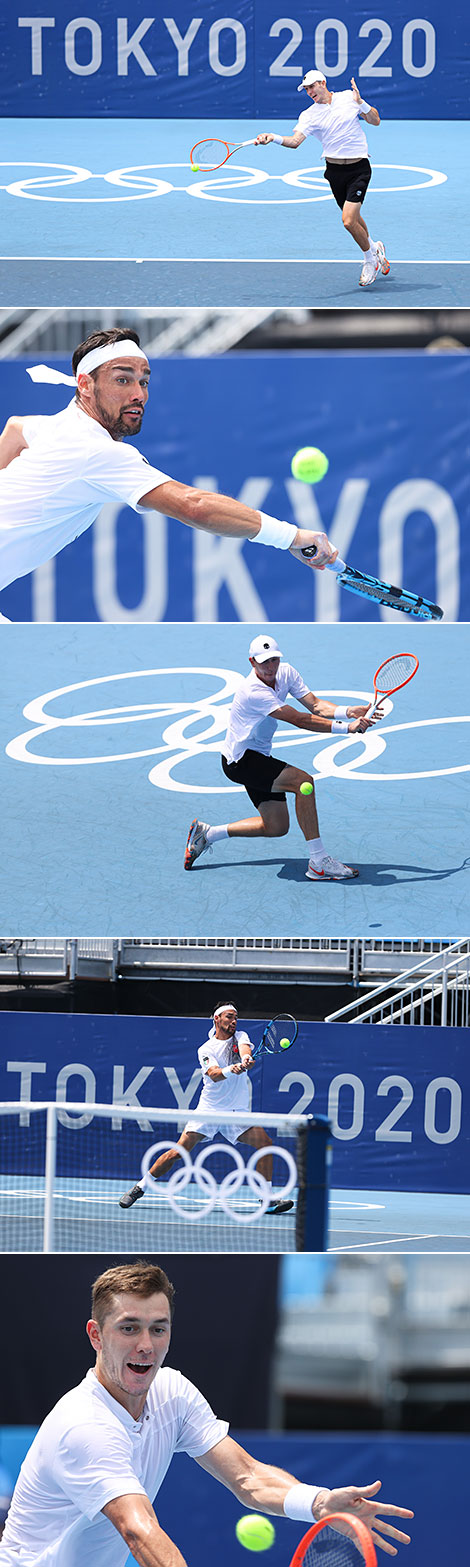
331,719,350,735
250,512,298,550
220,1065,235,1078
334,706,349,721
271,134,283,144
284,1484,320,1521
358,99,372,113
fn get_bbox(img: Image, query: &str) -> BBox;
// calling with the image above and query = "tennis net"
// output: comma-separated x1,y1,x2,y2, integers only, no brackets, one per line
0,1101,331,1254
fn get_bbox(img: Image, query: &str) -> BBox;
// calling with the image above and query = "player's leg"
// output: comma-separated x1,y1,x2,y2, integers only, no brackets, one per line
342,200,370,255
238,1126,294,1216
184,752,290,867
119,1130,204,1208
272,763,359,882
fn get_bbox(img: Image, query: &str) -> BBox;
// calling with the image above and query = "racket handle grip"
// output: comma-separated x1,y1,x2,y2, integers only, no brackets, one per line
365,699,378,720
301,546,346,573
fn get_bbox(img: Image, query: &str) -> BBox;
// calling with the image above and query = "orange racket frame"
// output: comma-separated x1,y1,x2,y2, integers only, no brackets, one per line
290,1513,377,1567
366,652,419,719
189,137,258,170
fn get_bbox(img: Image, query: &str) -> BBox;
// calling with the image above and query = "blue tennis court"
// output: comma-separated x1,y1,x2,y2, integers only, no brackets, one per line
1,1174,468,1253
2,620,469,936
0,118,468,306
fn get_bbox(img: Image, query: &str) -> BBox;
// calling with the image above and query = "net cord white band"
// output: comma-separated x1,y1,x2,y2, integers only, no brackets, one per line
283,1483,321,1519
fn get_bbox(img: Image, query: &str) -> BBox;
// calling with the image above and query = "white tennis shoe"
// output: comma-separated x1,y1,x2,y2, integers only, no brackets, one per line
306,855,359,882
184,818,211,870
374,239,390,275
359,254,380,286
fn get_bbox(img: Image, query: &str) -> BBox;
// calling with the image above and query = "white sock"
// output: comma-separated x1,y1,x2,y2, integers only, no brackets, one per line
365,244,375,259
205,824,229,845
306,836,326,864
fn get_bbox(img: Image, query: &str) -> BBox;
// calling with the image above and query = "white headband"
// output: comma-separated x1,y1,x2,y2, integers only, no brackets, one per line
26,340,149,389
213,1006,238,1019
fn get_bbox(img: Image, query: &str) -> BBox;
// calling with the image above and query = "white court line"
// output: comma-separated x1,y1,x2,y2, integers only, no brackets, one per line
331,1234,439,1251
331,1201,385,1211
0,255,468,265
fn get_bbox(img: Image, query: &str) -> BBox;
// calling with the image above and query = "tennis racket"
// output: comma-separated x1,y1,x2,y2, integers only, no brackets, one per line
300,547,443,621
290,1515,377,1567
251,1013,298,1059
366,652,419,719
189,137,258,170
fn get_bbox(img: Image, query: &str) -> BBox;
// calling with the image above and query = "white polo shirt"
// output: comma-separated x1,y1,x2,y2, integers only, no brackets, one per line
196,1028,254,1114
222,663,309,764
0,1366,228,1567
295,91,369,159
0,399,172,590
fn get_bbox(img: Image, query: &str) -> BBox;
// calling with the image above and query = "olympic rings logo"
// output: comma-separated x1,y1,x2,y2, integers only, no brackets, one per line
5,667,470,785
140,1137,297,1223
0,161,447,205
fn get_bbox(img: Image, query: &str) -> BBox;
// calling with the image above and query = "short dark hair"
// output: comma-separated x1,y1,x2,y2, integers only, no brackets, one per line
212,1002,238,1017
91,1261,175,1327
72,326,141,379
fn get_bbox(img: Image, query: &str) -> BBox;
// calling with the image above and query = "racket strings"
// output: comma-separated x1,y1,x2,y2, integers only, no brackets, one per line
374,654,417,691
191,138,228,169
302,1529,366,1565
264,1015,296,1053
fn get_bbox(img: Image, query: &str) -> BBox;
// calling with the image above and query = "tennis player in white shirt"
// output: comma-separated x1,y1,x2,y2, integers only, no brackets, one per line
0,325,338,617
0,1260,413,1567
185,634,382,883
119,1002,293,1217
256,70,389,287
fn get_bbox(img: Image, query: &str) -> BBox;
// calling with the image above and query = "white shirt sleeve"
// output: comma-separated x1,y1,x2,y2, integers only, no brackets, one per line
53,1421,146,1520
286,665,310,700
22,414,54,447
85,443,173,512
198,1044,219,1072
173,1375,229,1458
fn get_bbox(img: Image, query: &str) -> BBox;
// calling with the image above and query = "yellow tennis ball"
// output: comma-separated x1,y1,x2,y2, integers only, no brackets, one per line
191,163,199,171
291,446,329,484
300,780,313,795
236,1517,275,1552
280,1037,290,1049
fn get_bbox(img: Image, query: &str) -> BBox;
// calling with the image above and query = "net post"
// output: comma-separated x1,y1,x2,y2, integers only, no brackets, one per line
43,1103,57,1253
295,1116,332,1251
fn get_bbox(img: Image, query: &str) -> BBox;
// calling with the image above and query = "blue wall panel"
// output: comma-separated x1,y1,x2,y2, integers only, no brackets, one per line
1,1427,468,1567
0,4,467,117
1,1012,468,1192
0,353,467,624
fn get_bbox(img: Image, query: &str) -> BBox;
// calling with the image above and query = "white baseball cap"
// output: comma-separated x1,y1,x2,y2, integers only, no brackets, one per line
297,69,327,91
249,635,283,663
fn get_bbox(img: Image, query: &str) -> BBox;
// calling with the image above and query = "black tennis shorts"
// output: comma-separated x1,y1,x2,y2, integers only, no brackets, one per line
221,749,287,809
324,158,371,209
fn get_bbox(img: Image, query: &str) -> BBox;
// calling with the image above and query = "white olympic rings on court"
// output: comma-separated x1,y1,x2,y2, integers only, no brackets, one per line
0,161,447,204
5,667,470,785
140,1137,297,1224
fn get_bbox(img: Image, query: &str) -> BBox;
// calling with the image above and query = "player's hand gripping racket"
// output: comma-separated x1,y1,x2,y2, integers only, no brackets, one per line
366,653,418,719
290,1515,377,1567
189,137,258,170
300,546,443,621
251,1013,298,1060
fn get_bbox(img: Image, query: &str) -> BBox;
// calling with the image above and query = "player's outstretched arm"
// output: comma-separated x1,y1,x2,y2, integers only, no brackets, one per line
104,1494,188,1567
196,1441,412,1555
137,478,337,569
0,416,28,469
271,703,381,735
255,130,306,149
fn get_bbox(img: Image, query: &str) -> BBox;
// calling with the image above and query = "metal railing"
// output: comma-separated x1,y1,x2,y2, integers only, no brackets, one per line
325,939,470,1025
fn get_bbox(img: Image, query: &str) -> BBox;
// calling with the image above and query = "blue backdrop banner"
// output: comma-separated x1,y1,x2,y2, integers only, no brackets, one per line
0,3,467,118
0,1428,468,1567
1,1013,468,1193
0,353,467,624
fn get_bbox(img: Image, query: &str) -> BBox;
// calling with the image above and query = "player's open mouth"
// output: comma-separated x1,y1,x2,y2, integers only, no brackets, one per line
127,1361,153,1374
